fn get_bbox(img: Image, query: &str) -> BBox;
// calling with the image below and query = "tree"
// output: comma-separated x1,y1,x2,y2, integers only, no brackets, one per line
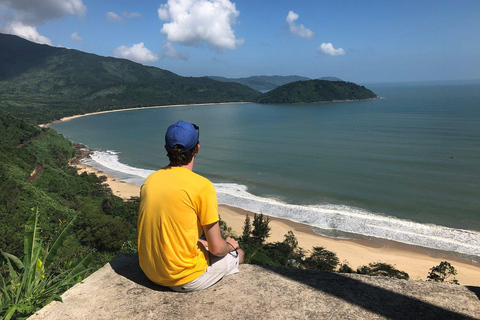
283,230,298,251
427,261,459,284
303,246,339,272
356,262,409,280
241,214,252,243
251,213,271,245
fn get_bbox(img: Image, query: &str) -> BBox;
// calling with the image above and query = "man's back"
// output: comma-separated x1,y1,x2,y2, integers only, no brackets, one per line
137,166,219,286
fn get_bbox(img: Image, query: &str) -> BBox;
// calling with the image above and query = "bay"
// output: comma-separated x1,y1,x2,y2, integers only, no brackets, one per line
51,80,480,258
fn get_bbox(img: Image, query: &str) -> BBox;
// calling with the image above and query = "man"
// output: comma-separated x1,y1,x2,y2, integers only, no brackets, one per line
138,120,244,292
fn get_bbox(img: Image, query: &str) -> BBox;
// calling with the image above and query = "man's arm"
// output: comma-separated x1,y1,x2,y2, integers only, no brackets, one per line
203,221,239,257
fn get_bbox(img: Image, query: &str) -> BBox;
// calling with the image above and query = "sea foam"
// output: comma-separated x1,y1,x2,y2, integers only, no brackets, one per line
84,150,480,259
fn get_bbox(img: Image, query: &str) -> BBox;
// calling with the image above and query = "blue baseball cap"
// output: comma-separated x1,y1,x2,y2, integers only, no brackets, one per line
165,120,199,151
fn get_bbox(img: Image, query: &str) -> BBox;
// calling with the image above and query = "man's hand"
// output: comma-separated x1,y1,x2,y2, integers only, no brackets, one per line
225,237,239,250
203,222,240,256
198,239,209,248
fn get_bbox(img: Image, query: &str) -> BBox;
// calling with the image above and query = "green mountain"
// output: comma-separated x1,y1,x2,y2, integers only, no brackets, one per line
255,80,377,104
208,75,310,91
0,33,261,123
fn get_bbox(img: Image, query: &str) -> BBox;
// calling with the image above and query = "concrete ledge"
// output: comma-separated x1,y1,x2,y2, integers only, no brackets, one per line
29,254,480,320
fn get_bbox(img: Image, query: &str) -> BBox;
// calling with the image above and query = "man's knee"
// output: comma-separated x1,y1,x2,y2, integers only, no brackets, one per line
237,248,245,264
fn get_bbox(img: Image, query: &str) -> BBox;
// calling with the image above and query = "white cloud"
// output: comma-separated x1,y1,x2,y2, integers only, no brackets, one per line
286,10,314,39
160,42,188,60
122,11,141,19
0,0,86,25
317,42,345,56
106,11,141,23
106,11,124,23
0,0,86,45
70,32,82,41
112,42,159,64
158,0,244,51
4,21,52,45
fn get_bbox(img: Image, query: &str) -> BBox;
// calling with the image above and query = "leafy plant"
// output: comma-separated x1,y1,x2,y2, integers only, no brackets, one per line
0,209,93,319
427,261,459,284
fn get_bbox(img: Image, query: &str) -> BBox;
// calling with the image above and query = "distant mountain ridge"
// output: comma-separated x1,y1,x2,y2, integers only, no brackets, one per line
0,34,374,123
256,80,377,104
208,75,342,91
0,33,260,123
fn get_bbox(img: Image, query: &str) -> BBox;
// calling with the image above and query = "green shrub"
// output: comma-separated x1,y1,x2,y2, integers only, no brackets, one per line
356,262,409,280
303,246,339,272
338,263,354,273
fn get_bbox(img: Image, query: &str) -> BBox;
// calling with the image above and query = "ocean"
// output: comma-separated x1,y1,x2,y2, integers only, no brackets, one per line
50,80,480,261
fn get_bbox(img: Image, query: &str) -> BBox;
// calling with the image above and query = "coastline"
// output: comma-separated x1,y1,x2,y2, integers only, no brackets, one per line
39,98,379,127
75,161,480,286
40,102,250,127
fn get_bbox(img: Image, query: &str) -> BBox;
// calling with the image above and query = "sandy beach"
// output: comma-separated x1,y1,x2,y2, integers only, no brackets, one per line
40,102,249,127
75,162,480,286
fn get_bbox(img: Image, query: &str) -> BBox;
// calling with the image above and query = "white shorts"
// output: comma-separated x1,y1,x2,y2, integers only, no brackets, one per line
168,251,239,292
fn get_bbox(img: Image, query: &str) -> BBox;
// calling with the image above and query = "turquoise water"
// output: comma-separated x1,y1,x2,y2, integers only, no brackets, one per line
51,81,480,258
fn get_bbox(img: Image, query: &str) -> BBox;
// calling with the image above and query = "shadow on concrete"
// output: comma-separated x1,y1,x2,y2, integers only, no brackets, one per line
109,254,170,292
109,254,476,319
266,266,476,320
467,286,480,301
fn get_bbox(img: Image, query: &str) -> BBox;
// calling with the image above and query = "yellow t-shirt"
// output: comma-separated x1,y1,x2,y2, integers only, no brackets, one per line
137,166,219,286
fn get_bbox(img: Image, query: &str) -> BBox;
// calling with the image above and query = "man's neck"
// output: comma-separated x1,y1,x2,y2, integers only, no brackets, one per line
170,158,194,171
182,161,194,171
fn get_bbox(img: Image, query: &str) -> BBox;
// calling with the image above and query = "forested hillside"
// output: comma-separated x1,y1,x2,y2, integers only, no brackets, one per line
207,76,344,91
0,112,138,263
208,75,310,91
0,33,261,124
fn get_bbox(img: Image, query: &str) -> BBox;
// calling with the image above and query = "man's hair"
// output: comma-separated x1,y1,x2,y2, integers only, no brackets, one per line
167,144,199,167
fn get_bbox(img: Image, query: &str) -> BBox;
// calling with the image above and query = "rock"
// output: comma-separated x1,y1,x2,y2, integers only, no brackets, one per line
29,254,480,320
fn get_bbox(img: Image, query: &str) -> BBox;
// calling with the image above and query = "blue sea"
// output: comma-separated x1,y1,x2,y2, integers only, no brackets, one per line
51,80,480,261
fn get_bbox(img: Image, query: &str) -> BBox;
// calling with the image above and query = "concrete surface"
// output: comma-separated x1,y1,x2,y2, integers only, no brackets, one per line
29,254,480,320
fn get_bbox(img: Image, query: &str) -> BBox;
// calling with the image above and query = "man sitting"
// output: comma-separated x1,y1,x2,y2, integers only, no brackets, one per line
138,120,244,292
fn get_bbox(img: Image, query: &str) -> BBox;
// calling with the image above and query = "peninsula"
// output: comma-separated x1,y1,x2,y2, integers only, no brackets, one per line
255,80,378,104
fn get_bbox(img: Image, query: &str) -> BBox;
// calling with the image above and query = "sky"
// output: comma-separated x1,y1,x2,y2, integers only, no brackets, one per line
0,0,479,84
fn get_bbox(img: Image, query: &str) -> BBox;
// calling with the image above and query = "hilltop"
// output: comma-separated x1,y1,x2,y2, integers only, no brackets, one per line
208,75,342,91
0,33,260,123
256,80,377,104
29,254,480,320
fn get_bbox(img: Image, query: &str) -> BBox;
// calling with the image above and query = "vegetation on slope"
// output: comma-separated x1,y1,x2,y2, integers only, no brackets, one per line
0,111,139,267
208,75,344,91
208,75,310,91
255,80,377,104
0,33,261,124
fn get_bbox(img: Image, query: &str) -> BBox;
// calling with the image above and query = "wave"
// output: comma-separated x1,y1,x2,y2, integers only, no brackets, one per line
84,150,480,259
84,150,153,185
216,183,480,258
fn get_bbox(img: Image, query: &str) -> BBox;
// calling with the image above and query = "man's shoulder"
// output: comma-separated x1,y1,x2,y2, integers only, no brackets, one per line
145,167,213,187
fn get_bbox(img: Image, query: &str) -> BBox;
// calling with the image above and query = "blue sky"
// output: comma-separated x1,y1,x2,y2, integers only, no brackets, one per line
0,0,479,84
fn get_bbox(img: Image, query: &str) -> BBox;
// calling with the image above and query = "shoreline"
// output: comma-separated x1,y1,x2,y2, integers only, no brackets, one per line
74,160,480,286
40,102,250,127
39,97,380,127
